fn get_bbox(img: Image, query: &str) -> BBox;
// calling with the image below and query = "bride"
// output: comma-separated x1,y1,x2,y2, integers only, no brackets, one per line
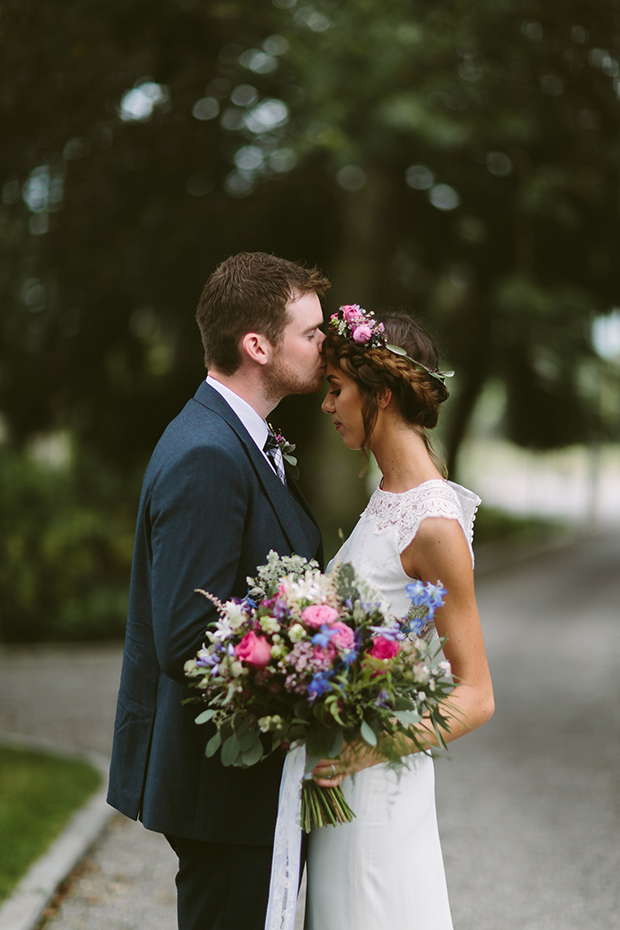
306,307,495,930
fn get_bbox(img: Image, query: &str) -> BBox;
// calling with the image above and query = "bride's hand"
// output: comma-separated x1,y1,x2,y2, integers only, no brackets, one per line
312,741,382,787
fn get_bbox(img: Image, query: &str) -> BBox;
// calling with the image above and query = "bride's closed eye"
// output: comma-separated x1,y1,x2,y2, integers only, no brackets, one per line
329,389,341,396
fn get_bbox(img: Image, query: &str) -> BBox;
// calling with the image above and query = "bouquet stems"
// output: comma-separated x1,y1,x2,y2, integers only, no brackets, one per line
301,780,356,833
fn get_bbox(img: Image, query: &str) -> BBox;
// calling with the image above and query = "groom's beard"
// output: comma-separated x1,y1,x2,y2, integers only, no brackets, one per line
263,354,324,401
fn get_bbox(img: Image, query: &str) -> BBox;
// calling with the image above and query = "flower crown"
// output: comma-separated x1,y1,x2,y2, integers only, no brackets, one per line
329,304,454,385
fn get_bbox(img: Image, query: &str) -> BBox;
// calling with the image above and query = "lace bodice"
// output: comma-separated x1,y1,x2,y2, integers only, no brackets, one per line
366,480,480,563
328,479,481,633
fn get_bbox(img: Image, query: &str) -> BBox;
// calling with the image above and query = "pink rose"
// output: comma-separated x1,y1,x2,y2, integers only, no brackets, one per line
301,605,339,629
329,621,355,652
341,305,360,322
235,631,272,667
369,636,400,660
352,323,373,344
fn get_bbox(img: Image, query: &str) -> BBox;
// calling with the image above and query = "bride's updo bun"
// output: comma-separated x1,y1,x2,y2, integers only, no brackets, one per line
324,312,449,449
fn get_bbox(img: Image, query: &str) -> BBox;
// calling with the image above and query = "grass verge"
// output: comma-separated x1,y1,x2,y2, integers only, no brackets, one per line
0,745,101,902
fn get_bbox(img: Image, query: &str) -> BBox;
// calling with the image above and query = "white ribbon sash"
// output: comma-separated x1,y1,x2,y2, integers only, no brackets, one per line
264,744,306,930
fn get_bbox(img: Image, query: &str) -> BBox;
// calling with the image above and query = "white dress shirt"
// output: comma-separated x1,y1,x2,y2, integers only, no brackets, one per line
206,375,284,478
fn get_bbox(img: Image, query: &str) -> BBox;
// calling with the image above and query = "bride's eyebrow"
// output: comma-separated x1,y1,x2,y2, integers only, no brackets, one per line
326,374,340,384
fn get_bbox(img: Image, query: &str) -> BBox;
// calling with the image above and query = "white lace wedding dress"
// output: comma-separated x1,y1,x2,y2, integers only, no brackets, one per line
306,479,481,930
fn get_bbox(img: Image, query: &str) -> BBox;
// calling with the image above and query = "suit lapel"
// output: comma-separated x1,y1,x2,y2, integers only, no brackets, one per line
193,382,322,560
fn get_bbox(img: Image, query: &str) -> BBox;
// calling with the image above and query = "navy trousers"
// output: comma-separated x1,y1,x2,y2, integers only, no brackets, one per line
165,834,307,930
165,836,272,930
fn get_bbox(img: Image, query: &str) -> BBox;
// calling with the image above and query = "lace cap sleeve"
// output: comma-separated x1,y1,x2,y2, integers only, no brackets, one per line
366,479,481,567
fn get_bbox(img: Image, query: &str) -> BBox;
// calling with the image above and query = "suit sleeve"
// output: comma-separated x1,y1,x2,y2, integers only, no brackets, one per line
148,441,250,682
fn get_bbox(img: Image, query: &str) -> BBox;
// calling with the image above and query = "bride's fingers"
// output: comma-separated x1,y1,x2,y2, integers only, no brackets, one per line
313,773,345,787
312,759,341,778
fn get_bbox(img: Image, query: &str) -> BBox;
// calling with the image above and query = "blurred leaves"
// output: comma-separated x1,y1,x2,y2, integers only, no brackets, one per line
0,446,136,641
1,0,620,640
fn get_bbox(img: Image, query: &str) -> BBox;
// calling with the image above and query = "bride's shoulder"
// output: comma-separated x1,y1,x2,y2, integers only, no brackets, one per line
366,478,481,559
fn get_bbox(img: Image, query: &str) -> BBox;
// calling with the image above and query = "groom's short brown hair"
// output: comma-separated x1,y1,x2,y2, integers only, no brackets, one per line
196,252,330,375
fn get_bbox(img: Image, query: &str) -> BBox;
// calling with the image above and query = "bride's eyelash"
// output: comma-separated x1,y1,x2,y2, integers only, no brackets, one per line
329,390,341,396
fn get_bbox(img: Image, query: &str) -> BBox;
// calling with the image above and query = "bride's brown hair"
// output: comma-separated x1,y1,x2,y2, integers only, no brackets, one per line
323,313,450,469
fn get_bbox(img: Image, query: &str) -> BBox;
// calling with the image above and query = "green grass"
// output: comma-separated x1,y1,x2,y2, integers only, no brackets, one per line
0,746,101,902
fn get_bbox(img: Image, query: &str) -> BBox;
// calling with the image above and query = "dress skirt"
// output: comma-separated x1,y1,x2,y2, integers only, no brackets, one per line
306,753,453,930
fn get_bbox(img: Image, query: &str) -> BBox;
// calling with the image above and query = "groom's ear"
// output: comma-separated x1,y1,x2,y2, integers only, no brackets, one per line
240,331,273,367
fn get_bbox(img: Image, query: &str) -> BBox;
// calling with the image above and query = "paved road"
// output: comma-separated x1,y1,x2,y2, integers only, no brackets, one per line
1,530,619,929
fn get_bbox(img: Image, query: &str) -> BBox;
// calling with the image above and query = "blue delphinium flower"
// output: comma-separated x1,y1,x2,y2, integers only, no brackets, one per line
405,616,426,636
405,579,447,622
339,648,358,669
307,671,334,702
311,625,338,650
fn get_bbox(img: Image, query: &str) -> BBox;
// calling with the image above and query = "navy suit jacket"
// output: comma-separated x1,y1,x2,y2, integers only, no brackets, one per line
107,381,323,844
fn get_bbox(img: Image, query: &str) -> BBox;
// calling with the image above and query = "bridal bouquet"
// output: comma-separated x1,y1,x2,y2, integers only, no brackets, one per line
184,551,454,831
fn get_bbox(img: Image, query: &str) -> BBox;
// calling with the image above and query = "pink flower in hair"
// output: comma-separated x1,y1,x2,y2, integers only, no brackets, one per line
352,323,373,344
341,304,361,323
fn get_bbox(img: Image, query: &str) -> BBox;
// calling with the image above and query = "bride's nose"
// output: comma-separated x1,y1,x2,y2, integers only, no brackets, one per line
321,391,333,414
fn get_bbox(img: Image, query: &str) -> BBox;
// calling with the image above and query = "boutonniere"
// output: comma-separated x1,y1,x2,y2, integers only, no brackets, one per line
269,425,299,480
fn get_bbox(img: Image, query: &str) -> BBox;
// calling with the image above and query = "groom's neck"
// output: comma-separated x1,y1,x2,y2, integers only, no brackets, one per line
208,367,277,420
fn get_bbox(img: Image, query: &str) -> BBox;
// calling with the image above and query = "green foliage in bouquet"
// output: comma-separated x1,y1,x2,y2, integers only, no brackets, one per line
185,552,455,829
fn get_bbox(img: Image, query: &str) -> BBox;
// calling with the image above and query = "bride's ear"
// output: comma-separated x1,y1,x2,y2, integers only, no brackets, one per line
377,388,392,409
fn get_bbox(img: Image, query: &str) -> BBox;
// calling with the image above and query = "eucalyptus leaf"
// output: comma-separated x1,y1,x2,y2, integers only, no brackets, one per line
194,708,215,725
385,343,407,356
205,730,222,758
221,733,240,767
360,720,377,746
242,739,264,766
305,754,322,774
327,728,345,759
238,728,258,751
394,710,422,725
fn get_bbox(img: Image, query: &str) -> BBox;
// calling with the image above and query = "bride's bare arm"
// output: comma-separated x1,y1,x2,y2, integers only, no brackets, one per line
313,517,494,787
399,516,495,744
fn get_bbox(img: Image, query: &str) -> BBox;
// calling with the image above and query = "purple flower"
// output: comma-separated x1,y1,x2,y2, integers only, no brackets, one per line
375,688,391,708
369,624,402,641
272,599,290,620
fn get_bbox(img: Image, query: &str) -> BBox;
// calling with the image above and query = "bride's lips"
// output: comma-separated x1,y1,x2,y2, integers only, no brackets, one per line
333,420,342,431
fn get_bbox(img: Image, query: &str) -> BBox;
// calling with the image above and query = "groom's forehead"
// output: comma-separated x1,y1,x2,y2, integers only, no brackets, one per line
284,291,324,330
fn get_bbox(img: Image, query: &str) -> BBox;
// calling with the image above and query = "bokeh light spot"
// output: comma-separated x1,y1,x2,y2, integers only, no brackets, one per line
486,152,513,176
429,184,460,211
244,99,289,133
119,82,169,121
230,85,258,107
336,165,367,192
192,97,220,121
405,164,434,190
239,49,278,74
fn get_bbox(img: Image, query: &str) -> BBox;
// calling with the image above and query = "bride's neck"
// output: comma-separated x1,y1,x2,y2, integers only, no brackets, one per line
371,420,442,493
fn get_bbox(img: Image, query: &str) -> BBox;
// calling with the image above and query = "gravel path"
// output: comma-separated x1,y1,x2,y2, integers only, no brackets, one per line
1,529,619,929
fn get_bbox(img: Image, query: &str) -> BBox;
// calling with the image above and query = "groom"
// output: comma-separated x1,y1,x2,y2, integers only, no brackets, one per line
107,252,329,930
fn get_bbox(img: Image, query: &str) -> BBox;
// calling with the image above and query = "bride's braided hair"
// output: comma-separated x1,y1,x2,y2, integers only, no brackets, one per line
324,312,449,452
